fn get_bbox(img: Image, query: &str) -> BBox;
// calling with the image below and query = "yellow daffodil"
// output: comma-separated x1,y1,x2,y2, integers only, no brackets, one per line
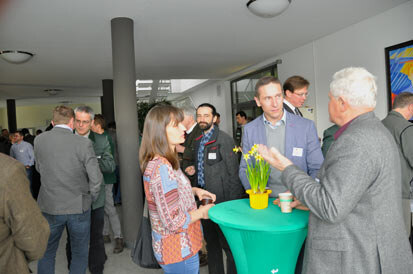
243,144,270,194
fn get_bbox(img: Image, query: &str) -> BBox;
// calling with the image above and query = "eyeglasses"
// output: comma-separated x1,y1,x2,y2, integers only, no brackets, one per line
293,92,308,98
75,119,91,125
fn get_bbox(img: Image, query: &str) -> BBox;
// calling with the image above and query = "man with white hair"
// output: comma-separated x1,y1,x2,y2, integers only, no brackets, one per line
177,106,202,186
258,67,413,273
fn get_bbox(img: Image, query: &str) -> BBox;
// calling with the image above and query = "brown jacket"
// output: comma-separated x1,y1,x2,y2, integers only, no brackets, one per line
0,153,50,274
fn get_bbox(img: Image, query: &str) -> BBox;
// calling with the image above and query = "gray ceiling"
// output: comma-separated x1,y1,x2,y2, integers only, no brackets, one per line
0,0,408,104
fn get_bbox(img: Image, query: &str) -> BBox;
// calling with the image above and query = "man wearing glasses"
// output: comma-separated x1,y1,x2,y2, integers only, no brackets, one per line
283,75,309,117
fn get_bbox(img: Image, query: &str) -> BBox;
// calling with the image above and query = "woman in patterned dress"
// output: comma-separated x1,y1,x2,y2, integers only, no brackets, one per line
139,104,215,274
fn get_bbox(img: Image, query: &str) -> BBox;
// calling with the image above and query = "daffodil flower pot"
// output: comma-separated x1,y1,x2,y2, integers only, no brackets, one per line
246,189,272,209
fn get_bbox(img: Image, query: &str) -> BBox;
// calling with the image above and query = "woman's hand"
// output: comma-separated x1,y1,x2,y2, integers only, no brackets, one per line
193,188,216,202
185,165,196,176
198,204,214,219
189,203,215,223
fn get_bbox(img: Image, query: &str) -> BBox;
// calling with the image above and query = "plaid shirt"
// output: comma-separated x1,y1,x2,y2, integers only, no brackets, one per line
197,126,215,188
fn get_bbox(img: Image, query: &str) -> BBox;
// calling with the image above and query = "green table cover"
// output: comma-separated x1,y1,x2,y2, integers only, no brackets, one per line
209,198,309,274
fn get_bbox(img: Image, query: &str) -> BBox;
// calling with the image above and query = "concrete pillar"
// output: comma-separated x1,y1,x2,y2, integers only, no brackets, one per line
111,17,142,247
7,99,17,132
101,79,115,124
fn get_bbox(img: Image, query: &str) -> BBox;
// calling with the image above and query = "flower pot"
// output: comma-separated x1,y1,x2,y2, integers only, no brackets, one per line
246,189,272,209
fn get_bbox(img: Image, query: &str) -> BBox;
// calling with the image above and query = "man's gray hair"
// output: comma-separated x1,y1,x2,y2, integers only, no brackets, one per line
330,67,377,108
74,105,95,120
181,106,196,119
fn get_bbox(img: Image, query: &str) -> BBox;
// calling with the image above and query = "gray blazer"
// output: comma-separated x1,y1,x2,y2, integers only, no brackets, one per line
34,126,103,215
282,112,413,274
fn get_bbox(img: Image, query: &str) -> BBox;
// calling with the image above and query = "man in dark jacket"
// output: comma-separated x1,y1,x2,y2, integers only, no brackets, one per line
92,114,124,254
186,103,244,274
382,91,413,238
67,106,116,274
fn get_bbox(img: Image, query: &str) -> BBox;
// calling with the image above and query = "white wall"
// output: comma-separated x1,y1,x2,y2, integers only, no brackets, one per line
186,80,233,135
187,0,413,137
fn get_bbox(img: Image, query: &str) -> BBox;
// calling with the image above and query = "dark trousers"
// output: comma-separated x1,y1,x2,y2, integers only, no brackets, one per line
201,219,237,274
295,240,305,274
67,207,106,274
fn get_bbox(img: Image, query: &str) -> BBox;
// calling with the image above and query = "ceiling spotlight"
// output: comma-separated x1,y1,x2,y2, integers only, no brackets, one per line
247,0,291,18
0,50,34,64
44,89,62,96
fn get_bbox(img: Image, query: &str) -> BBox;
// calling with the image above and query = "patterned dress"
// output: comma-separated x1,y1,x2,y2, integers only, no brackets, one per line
143,156,203,265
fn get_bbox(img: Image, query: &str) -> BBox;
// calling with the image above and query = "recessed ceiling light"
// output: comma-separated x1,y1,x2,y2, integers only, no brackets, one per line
44,89,62,96
246,0,291,18
0,50,34,64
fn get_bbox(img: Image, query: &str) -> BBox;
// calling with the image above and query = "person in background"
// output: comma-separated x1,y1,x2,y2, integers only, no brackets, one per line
10,130,35,196
70,106,115,274
258,67,413,273
107,121,121,205
0,153,50,274
215,112,221,125
91,114,124,254
187,103,243,274
35,106,102,274
0,128,11,154
382,91,413,238
176,106,203,186
235,110,248,147
283,75,310,117
320,124,339,157
36,129,43,136
139,104,215,274
21,128,35,146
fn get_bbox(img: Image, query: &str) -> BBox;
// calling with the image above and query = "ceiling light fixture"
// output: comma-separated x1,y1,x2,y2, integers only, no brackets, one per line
44,89,61,96
0,50,34,64
246,0,291,18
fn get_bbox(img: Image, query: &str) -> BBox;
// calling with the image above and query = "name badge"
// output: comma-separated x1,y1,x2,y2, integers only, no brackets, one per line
20,149,24,153
208,153,217,160
292,147,303,157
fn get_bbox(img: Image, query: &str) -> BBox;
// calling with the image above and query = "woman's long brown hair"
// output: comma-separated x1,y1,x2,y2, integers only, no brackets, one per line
139,104,184,172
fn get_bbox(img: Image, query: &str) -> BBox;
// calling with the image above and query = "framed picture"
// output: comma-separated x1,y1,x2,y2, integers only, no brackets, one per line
385,40,413,111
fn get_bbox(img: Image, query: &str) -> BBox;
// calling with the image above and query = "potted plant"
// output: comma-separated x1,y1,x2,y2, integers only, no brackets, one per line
234,144,271,209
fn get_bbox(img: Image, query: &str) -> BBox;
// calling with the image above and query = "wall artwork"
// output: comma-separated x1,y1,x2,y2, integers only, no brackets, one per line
385,40,413,111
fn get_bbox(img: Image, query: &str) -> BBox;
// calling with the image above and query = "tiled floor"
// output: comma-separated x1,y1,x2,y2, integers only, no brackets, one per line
29,231,210,274
29,215,210,274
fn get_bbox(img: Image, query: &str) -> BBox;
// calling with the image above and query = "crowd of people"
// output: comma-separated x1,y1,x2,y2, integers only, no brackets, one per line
1,66,412,274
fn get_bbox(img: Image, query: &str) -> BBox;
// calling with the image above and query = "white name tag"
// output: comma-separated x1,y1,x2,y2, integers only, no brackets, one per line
292,147,303,157
208,153,217,160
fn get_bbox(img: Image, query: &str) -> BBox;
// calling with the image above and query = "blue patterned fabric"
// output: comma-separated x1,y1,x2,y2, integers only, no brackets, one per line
197,127,215,188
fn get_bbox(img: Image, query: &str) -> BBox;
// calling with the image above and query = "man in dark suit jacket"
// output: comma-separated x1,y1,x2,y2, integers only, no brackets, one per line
35,106,103,274
176,106,203,187
259,67,413,274
382,92,413,238
283,75,310,117
70,106,116,274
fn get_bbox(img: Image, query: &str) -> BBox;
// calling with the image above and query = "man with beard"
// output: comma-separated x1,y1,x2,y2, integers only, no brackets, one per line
186,103,244,274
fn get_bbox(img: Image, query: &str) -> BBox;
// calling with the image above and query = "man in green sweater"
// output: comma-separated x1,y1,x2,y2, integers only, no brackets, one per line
92,114,124,254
